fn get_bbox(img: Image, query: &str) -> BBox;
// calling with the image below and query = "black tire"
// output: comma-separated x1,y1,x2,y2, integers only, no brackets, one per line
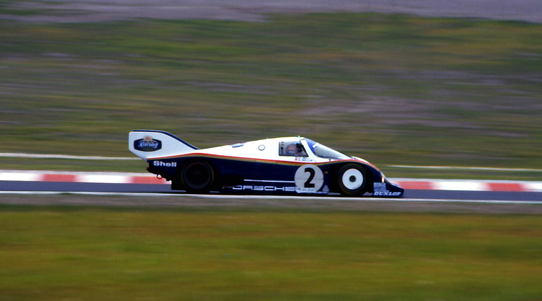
181,161,215,193
337,164,369,197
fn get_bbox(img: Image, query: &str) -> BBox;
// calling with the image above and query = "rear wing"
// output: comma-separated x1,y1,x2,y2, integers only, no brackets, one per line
128,130,198,161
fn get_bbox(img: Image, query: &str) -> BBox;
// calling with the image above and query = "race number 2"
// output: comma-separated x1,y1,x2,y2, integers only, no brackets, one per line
294,165,324,193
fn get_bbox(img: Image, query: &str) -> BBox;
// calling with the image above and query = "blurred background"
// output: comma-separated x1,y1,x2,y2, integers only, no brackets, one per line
2,2,542,300
1,0,541,179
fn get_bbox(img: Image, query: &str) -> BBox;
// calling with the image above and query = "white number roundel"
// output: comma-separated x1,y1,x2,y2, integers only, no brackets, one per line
294,165,324,193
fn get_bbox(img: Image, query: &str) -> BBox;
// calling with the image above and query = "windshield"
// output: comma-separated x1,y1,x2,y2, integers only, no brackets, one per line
305,139,350,159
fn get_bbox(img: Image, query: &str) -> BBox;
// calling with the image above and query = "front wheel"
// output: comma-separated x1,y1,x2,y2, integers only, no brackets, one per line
181,161,215,193
337,164,369,197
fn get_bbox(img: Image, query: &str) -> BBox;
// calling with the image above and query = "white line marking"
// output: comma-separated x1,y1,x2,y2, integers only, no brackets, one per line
0,153,138,160
433,180,486,191
525,182,542,192
0,169,154,176
77,175,132,184
0,191,541,204
0,172,40,182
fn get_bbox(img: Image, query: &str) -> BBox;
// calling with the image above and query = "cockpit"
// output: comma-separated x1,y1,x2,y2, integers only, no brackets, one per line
279,141,308,157
278,138,350,160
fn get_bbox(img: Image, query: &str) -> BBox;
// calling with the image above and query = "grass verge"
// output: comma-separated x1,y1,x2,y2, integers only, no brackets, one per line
1,13,541,178
0,205,541,300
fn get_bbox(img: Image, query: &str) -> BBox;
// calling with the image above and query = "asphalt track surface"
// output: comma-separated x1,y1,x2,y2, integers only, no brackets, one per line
2,180,542,202
2,180,542,214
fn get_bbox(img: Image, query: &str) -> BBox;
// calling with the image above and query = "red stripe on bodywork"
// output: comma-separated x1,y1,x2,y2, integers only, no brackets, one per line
42,174,77,182
396,181,434,190
131,176,169,184
487,183,525,192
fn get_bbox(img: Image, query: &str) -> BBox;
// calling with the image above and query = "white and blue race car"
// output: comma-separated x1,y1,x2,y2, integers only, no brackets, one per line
129,130,403,197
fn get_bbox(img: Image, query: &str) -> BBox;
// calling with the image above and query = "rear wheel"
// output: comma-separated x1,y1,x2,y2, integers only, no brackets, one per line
181,161,215,193
337,164,368,196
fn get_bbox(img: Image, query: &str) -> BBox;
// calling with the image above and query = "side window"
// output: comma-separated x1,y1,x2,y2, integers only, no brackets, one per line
279,141,308,157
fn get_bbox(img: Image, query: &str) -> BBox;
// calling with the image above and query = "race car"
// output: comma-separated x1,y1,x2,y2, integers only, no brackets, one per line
129,130,403,197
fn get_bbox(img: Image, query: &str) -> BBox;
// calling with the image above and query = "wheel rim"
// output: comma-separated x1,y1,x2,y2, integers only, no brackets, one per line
341,168,364,191
184,162,211,189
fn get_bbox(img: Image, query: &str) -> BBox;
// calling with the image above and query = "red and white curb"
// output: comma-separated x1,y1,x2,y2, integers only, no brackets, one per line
0,170,167,185
0,170,541,192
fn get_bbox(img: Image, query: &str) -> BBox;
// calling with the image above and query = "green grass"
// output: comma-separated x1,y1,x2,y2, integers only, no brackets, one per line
0,206,541,300
1,13,541,178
